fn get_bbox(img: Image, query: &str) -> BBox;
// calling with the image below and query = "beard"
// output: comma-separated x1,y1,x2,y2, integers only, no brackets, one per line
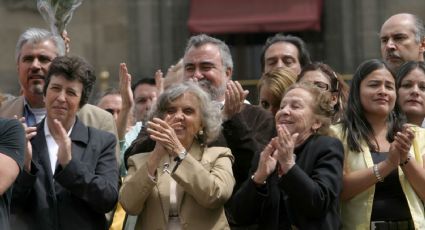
197,79,226,101
29,80,44,95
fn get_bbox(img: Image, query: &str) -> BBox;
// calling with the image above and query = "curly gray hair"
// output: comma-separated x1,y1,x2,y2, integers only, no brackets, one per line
147,81,222,144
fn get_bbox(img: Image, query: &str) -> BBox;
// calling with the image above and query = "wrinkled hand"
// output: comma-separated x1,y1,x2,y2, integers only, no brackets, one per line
274,125,298,176
254,138,278,184
222,81,248,121
147,116,185,157
51,119,72,167
17,117,36,172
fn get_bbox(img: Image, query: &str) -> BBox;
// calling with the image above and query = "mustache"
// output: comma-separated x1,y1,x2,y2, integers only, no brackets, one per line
386,52,401,59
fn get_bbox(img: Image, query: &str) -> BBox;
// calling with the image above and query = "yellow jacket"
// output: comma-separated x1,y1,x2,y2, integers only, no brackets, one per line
119,142,234,230
332,125,425,230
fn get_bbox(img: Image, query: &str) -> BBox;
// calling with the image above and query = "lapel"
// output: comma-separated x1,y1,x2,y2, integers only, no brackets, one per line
177,142,202,213
156,155,172,221
156,142,204,219
31,119,55,194
68,118,89,161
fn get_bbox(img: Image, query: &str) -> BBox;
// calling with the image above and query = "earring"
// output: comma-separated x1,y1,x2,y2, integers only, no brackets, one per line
198,129,205,146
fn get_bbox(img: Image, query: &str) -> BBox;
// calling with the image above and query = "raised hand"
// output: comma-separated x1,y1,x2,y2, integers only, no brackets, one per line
391,124,415,165
51,119,72,167
17,116,37,172
146,116,185,157
222,80,249,121
154,69,164,95
274,124,298,176
61,30,71,54
119,63,134,110
253,138,278,184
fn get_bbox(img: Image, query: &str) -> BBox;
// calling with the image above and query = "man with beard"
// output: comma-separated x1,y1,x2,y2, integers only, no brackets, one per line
124,34,275,227
0,28,119,156
380,13,425,73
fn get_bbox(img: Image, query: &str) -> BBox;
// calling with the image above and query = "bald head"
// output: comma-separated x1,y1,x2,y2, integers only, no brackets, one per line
380,13,425,73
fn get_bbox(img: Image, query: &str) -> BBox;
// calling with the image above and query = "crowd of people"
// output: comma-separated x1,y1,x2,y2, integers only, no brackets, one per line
0,12,425,230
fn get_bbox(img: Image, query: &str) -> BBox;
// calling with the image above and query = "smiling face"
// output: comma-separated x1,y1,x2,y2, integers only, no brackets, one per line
183,43,231,101
275,88,320,145
17,39,58,108
398,67,425,124
45,75,83,131
380,14,425,72
264,41,301,75
165,92,203,149
360,68,396,118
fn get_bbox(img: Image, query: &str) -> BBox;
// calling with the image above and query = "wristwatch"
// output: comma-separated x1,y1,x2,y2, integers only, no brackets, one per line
174,149,188,162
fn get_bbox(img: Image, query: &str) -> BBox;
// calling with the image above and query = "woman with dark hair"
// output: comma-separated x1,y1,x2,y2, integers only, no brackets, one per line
297,62,349,123
333,59,425,229
230,83,344,229
397,61,425,126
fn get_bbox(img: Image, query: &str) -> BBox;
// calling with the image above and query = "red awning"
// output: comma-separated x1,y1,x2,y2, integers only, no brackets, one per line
188,0,323,34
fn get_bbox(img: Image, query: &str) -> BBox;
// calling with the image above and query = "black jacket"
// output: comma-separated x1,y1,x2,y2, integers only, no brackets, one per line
230,135,344,230
11,119,119,230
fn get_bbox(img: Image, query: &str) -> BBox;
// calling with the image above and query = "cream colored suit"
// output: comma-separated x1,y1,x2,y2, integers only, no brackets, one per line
119,142,235,230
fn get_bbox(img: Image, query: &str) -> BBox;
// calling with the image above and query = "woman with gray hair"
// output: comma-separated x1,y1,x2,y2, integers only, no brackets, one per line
119,82,235,229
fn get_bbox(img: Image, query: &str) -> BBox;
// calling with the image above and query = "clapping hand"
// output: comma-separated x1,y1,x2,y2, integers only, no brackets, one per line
274,124,298,176
147,116,185,158
392,124,415,165
16,116,37,172
51,119,72,167
253,138,278,185
222,80,248,121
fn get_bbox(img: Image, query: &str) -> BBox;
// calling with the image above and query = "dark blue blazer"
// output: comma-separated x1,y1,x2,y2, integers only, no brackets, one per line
11,118,119,230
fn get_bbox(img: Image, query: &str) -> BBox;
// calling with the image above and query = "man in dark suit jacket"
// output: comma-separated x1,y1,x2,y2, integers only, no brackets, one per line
11,56,119,230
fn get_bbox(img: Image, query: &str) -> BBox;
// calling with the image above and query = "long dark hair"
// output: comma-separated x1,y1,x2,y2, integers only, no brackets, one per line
342,59,403,152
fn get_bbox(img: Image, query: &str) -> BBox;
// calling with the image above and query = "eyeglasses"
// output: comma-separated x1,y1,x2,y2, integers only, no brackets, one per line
312,81,330,91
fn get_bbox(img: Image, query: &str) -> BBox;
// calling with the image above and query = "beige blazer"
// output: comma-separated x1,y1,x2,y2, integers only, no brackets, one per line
119,142,235,230
0,96,120,161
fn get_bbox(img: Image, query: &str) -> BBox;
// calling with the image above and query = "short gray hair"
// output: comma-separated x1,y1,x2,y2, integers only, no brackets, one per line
184,34,233,71
412,14,425,43
15,28,65,63
147,81,222,144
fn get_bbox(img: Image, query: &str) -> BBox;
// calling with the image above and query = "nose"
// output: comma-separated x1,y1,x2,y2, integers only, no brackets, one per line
385,38,396,50
377,85,389,96
57,90,66,102
411,84,420,95
31,58,41,70
174,110,184,121
278,104,290,115
276,59,284,68
193,68,204,80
